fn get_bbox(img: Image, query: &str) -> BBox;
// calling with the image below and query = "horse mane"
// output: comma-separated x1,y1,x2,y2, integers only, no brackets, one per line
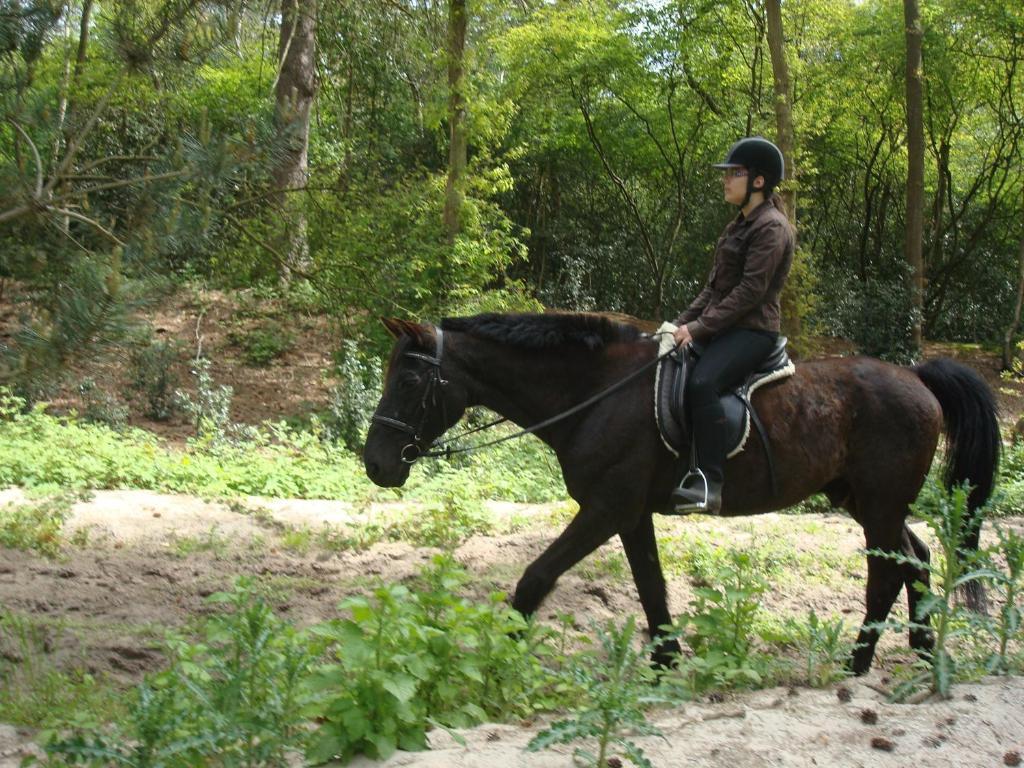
440,312,645,351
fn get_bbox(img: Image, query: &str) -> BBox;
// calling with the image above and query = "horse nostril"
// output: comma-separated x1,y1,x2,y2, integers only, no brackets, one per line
366,460,380,479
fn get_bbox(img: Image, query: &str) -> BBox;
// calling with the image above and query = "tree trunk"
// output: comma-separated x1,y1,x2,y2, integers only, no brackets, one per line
1003,230,1024,372
765,0,794,223
764,0,800,337
273,0,318,280
442,0,468,247
904,0,925,350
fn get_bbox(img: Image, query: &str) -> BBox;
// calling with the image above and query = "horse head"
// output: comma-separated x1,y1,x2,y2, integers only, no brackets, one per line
363,318,468,487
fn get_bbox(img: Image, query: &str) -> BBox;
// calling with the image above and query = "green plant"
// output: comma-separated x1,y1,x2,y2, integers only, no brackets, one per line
303,555,562,764
672,551,773,693
327,340,383,450
0,394,377,500
230,321,294,366
128,340,182,421
42,580,315,767
174,356,236,442
982,524,1024,674
167,525,230,559
76,378,129,430
0,493,77,557
782,610,854,687
0,611,123,730
871,482,993,699
527,616,670,768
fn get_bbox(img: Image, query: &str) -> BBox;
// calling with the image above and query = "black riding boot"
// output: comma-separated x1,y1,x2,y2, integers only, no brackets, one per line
671,402,728,514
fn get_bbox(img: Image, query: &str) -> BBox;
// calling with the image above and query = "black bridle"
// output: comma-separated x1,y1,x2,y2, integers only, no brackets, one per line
370,327,452,464
371,325,676,465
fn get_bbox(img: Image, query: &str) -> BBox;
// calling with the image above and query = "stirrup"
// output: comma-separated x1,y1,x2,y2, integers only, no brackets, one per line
671,468,721,514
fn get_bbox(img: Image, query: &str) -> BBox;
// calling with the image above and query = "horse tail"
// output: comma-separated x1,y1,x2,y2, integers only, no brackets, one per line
913,358,1001,610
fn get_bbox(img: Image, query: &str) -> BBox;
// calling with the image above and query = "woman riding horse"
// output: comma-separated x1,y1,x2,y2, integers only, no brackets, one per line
672,136,795,515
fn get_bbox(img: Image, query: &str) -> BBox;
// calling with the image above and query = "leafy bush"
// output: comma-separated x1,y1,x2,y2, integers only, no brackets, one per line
672,551,774,692
0,385,565,506
327,340,382,450
304,555,563,764
128,339,182,421
527,616,672,768
0,493,77,558
42,581,314,767
0,389,375,500
174,356,242,443
76,379,129,430
406,427,565,504
229,321,294,366
813,268,920,363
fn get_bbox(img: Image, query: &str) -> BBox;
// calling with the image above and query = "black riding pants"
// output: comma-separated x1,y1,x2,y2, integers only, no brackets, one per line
688,327,778,411
686,327,777,482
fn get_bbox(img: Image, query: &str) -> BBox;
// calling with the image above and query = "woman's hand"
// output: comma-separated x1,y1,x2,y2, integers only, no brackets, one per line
673,324,692,347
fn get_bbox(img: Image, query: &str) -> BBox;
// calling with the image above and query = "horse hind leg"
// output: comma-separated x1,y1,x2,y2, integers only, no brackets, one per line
850,518,907,675
902,524,935,657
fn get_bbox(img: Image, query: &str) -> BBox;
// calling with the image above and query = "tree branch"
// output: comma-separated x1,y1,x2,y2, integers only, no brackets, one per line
50,207,126,246
6,119,43,197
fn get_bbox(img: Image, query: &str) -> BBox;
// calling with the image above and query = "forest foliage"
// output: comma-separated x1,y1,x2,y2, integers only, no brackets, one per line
1,0,1023,397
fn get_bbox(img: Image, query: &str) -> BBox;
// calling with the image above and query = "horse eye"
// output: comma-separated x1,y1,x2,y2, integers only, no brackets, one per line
398,372,420,389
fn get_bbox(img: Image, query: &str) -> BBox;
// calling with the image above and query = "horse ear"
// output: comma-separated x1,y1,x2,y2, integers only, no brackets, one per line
381,317,403,339
398,320,434,349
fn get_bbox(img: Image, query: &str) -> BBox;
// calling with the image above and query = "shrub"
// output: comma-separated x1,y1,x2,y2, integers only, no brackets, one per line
128,339,182,421
813,268,920,363
327,340,382,451
230,321,293,366
304,555,563,764
527,616,673,768
76,378,129,430
42,581,314,767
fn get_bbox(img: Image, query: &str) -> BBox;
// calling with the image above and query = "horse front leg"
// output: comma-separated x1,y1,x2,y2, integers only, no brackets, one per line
620,514,681,668
511,502,621,619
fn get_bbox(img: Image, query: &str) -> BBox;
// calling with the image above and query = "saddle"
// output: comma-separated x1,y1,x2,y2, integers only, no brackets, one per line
654,322,795,472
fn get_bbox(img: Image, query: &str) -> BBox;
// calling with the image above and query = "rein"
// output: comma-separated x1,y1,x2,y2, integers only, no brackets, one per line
371,326,675,464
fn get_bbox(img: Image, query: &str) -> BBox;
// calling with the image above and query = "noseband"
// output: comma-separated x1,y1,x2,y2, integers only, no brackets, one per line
370,327,448,464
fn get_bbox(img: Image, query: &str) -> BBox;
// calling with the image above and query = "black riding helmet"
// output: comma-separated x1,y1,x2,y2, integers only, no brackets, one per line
713,136,785,205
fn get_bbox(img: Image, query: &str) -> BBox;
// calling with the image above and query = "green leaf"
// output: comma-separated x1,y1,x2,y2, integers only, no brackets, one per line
383,675,418,703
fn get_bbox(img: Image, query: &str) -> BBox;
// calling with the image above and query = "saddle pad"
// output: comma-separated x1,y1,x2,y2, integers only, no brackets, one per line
653,322,795,459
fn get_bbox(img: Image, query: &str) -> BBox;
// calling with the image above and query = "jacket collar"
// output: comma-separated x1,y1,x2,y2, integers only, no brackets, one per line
735,198,775,227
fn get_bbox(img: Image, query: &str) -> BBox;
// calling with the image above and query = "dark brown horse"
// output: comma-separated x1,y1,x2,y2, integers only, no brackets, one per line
363,313,1000,674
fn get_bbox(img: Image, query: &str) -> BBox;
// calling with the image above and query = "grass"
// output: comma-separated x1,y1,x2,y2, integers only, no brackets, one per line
0,390,565,505
0,610,126,729
167,525,231,559
0,492,80,558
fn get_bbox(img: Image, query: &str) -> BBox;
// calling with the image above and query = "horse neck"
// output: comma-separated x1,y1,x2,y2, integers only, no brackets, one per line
445,333,607,444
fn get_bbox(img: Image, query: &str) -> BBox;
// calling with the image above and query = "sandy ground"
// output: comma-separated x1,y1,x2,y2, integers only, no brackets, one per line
1,489,1022,767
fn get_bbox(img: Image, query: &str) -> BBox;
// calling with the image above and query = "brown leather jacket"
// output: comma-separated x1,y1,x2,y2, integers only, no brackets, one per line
675,197,794,343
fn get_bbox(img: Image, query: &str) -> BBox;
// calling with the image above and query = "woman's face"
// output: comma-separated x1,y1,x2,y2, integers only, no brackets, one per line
721,166,762,206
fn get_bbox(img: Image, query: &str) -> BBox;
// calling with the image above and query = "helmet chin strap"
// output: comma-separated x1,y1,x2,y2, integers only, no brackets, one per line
741,169,770,209
741,172,760,208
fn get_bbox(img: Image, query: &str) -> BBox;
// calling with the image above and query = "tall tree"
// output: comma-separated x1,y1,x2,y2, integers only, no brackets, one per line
273,0,318,279
442,0,468,247
904,0,925,349
764,0,799,337
765,0,794,223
